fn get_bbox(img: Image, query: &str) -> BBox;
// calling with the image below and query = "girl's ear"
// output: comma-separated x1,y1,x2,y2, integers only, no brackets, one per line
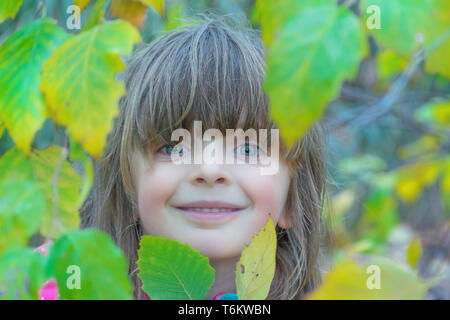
277,211,292,229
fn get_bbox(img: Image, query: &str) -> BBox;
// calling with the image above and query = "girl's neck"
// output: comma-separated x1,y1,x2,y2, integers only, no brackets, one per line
205,256,239,300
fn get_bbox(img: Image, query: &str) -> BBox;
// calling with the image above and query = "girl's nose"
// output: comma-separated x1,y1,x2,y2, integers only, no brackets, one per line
190,165,231,187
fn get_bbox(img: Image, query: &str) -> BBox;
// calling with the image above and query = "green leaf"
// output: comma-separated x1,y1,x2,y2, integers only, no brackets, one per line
256,0,334,46
265,5,367,147
235,216,277,300
361,0,450,78
0,148,46,251
0,0,23,23
407,238,422,269
0,146,82,249
31,146,82,239
0,18,68,155
81,0,108,32
47,229,133,299
41,20,141,158
0,247,47,300
137,235,215,300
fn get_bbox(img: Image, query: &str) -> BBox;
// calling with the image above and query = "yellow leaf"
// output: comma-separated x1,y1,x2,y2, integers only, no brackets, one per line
406,238,422,269
139,0,165,16
235,216,277,300
308,260,368,299
308,257,427,299
441,158,450,195
432,101,450,128
109,0,148,29
0,0,23,23
74,0,92,11
395,175,422,204
41,21,141,158
395,161,443,204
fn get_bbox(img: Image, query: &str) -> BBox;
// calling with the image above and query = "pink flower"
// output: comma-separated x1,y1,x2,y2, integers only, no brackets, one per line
35,242,60,300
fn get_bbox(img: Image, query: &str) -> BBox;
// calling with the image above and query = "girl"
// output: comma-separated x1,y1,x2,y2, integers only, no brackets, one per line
81,16,328,300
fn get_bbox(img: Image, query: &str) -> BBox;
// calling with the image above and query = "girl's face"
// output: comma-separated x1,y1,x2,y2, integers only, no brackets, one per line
131,134,291,260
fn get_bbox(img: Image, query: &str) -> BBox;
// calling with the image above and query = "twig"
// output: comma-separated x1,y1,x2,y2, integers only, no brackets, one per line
34,0,45,19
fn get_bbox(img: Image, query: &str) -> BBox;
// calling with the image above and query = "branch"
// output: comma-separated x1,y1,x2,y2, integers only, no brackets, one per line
325,27,450,131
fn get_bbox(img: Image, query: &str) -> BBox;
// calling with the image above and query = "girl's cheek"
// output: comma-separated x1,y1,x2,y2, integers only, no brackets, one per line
231,165,290,223
136,163,182,218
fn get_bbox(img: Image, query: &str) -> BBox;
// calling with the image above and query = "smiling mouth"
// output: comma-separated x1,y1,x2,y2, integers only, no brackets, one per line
175,207,243,213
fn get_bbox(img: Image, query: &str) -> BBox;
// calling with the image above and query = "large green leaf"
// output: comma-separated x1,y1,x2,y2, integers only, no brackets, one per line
0,148,45,251
361,0,450,78
256,0,335,46
41,20,141,158
0,18,68,155
0,0,23,23
0,247,47,300
0,146,82,250
137,235,215,300
31,146,82,239
265,4,367,146
46,229,133,299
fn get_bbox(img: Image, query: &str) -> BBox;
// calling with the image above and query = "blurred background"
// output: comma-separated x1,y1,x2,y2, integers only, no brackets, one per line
1,0,449,299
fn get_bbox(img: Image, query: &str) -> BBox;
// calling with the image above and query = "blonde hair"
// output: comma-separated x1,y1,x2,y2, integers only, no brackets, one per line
81,15,328,300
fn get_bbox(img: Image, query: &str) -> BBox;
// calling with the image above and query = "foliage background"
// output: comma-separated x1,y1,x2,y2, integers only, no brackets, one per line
0,0,449,299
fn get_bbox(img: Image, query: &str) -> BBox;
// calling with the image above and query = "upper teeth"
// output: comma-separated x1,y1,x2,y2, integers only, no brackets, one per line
184,208,235,212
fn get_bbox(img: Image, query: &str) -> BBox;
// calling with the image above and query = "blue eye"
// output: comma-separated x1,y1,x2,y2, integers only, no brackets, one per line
235,143,259,157
159,144,186,155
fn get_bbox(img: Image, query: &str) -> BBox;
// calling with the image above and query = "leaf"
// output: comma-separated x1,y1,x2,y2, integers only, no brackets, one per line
74,0,92,11
442,158,450,195
109,0,149,29
69,134,93,209
0,117,5,140
416,101,450,128
360,188,399,242
137,235,215,300
164,1,186,31
376,50,408,85
0,148,46,251
407,238,422,269
361,0,450,78
235,216,276,300
46,229,133,299
139,0,165,16
0,18,68,155
30,146,82,239
308,256,427,299
395,160,442,203
256,0,334,47
265,5,367,147
0,146,83,249
41,20,141,158
0,247,47,300
81,0,108,32
0,0,23,23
